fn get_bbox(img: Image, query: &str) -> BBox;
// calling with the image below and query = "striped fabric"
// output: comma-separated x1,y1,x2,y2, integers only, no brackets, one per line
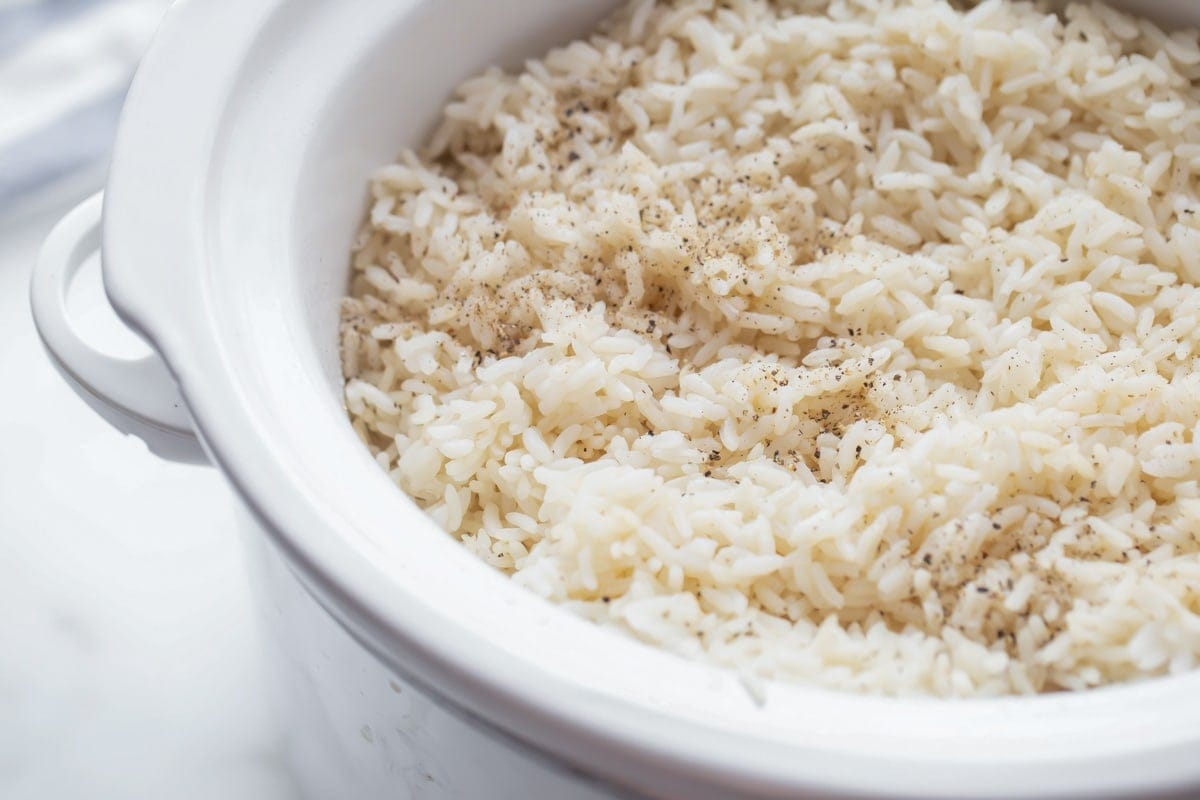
0,0,169,211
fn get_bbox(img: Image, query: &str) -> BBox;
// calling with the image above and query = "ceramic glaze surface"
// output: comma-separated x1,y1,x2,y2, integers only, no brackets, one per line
244,517,622,800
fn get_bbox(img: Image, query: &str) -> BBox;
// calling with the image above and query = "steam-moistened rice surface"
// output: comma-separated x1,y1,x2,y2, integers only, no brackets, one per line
341,0,1200,695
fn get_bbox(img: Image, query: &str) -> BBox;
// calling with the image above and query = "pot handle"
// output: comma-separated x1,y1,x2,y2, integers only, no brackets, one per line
29,192,208,464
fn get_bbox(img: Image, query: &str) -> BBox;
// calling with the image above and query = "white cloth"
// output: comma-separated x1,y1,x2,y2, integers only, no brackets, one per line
0,0,170,208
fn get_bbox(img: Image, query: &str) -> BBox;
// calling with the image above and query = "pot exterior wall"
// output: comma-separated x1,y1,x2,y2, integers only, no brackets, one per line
240,511,627,800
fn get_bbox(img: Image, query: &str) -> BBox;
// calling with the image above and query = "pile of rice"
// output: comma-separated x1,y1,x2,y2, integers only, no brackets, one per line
341,0,1200,695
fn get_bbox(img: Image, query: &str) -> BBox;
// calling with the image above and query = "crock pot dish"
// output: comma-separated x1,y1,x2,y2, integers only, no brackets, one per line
340,0,1200,696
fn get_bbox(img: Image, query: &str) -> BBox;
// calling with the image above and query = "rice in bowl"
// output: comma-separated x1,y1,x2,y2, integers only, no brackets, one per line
341,0,1200,696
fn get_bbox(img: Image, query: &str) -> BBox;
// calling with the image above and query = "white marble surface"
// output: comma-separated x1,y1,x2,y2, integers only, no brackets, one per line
0,189,299,799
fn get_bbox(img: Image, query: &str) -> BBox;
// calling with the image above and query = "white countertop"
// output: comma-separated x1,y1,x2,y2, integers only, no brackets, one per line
1,189,299,799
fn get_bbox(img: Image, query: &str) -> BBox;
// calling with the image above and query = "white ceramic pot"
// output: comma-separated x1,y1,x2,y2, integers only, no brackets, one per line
28,0,1200,797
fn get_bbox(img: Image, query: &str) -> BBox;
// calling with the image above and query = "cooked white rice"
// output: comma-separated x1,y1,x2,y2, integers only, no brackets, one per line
341,0,1200,695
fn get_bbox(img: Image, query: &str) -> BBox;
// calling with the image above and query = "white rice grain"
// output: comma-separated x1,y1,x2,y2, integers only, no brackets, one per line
341,0,1200,696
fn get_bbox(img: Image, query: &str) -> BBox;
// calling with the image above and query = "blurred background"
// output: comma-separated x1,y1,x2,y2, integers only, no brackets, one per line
1,2,297,797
